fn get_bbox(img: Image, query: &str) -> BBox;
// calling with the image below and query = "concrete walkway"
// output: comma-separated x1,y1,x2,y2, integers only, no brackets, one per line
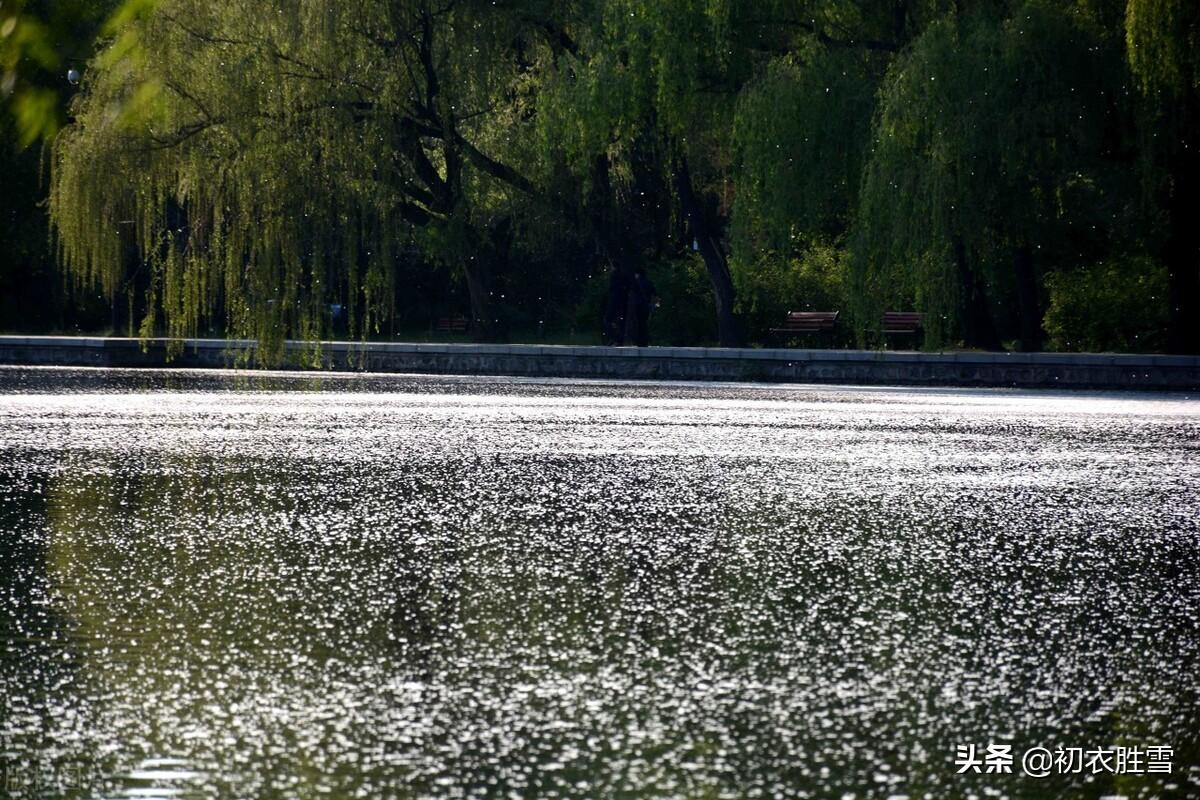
1,335,1198,390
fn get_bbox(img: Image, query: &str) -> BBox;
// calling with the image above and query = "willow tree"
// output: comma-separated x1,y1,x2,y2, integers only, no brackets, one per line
2,0,58,145
852,1,1129,349
734,50,876,251
530,0,761,345
50,0,557,360
0,0,120,143
731,0,955,246
1126,0,1200,353
727,0,983,344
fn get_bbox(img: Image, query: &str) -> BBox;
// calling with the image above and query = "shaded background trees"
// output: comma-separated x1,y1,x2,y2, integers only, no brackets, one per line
853,1,1140,350
1125,0,1200,353
2,0,1196,354
1,0,114,333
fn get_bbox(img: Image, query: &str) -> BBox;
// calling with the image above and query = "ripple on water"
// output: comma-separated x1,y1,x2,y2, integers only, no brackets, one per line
0,367,1197,799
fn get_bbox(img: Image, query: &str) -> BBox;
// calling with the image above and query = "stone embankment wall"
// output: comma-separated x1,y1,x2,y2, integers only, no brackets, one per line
1,336,1197,391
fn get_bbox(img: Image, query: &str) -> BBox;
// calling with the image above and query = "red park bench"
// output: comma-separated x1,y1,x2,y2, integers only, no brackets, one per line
771,311,840,339
881,311,923,336
433,314,469,333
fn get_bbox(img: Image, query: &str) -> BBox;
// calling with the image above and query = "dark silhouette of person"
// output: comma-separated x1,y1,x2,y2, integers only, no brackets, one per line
603,268,631,345
629,267,657,347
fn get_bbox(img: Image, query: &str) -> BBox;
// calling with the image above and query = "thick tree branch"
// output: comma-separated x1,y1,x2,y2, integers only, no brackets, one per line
744,16,897,52
454,134,537,197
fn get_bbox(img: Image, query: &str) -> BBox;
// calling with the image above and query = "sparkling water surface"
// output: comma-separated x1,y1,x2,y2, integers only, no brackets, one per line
1,366,1198,799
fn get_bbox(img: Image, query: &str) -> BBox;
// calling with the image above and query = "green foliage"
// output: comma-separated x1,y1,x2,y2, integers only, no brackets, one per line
535,0,739,169
1,0,122,145
1126,0,1200,95
852,1,1130,347
1,0,1187,353
50,0,554,361
1,0,122,337
647,256,718,346
733,49,877,247
732,241,848,343
1044,256,1168,351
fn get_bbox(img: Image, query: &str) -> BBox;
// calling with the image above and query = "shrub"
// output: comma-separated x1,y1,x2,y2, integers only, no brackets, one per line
647,257,718,346
1043,256,1169,352
566,257,716,346
732,242,850,346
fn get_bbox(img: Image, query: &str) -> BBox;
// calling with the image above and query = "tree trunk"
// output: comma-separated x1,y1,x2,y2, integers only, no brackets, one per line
954,237,1003,350
1164,98,1200,354
674,157,742,347
587,155,641,343
1164,219,1200,354
1013,242,1042,352
462,254,492,340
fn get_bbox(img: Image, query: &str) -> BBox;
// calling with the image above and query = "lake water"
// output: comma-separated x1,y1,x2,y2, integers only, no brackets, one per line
1,366,1197,799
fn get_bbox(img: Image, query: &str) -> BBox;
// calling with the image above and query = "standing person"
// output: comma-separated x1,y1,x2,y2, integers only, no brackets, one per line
630,267,658,348
603,267,630,345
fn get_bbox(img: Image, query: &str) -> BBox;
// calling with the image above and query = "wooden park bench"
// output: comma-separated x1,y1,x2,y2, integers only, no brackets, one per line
879,311,924,347
433,314,468,333
880,311,923,335
771,310,840,339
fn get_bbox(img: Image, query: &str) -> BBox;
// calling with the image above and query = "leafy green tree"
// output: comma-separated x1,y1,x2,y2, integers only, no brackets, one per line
50,0,563,359
1,0,120,334
1044,255,1168,351
1126,0,1200,352
852,1,1132,349
531,0,744,344
733,50,877,250
728,0,965,344
732,0,954,244
20,0,1185,354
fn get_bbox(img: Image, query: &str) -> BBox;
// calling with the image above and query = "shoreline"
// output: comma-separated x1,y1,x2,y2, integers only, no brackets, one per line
1,335,1197,391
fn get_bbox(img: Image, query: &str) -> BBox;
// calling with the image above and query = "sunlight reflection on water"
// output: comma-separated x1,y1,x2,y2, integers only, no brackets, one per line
1,367,1197,799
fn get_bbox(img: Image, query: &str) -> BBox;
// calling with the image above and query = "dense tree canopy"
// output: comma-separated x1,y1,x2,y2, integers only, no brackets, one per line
1,0,1195,354
1,0,121,332
50,0,568,360
1125,0,1200,352
854,1,1135,349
